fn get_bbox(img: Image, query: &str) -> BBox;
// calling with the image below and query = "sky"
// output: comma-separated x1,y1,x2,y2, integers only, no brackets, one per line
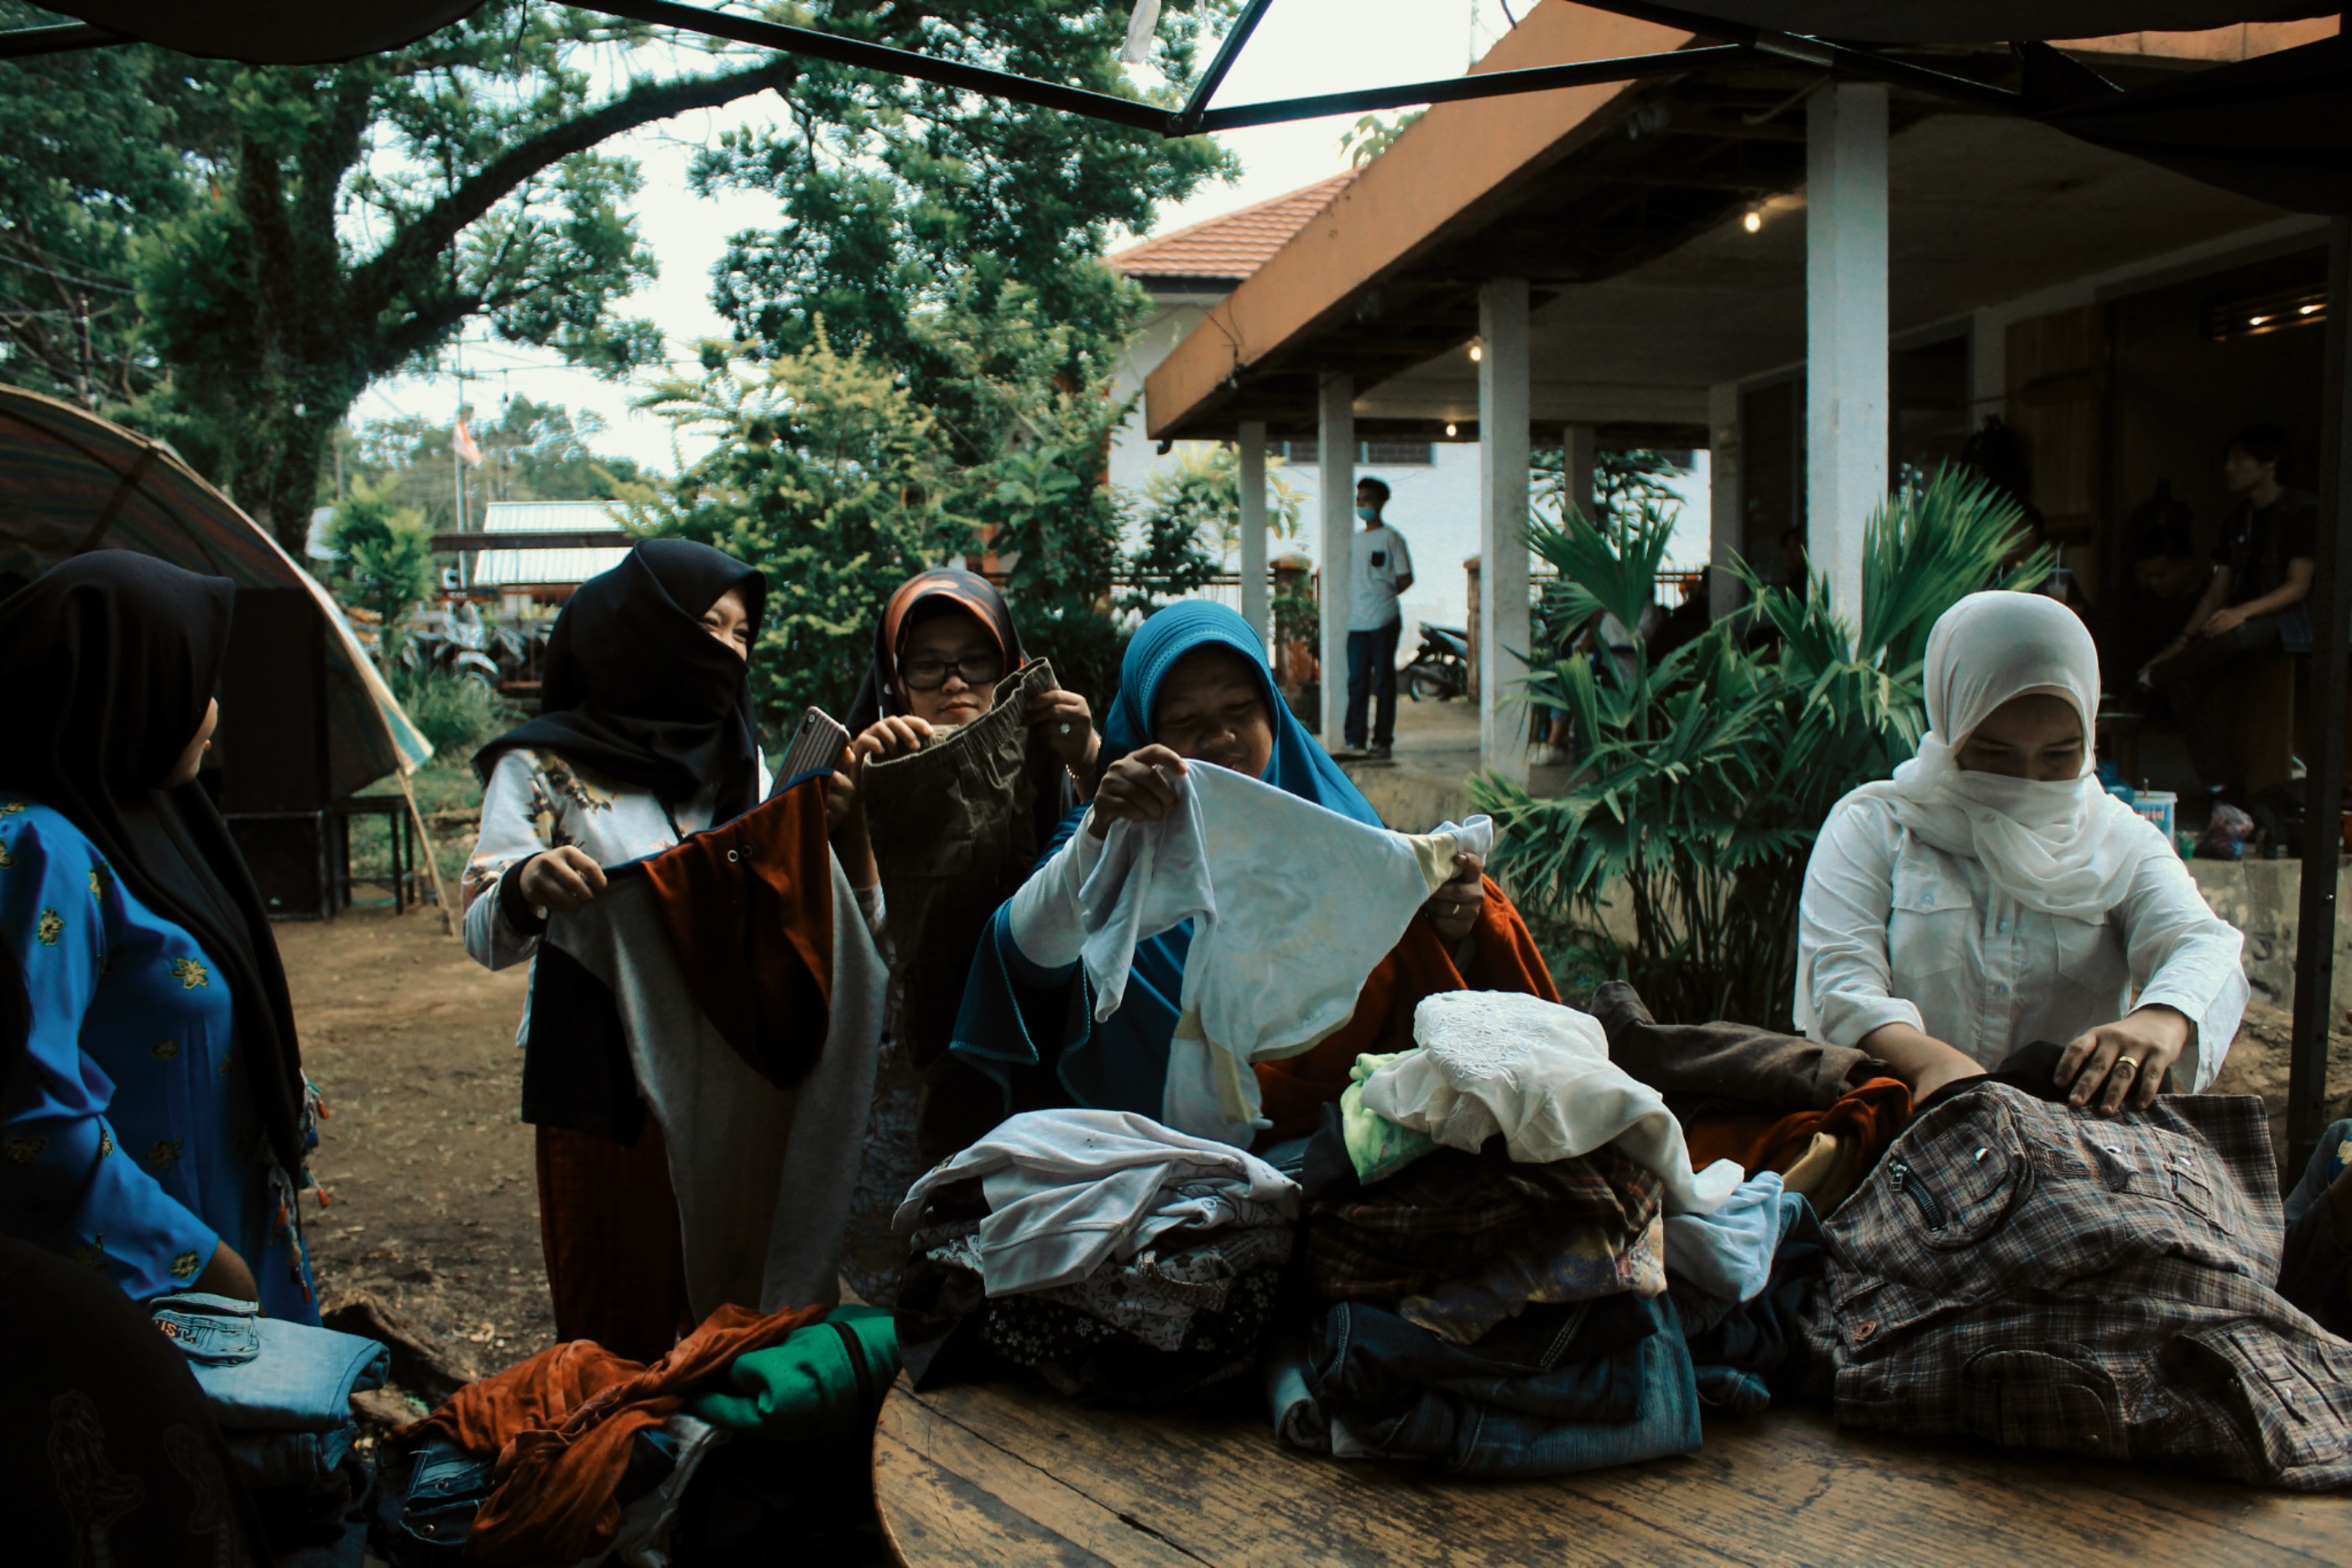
353,2,1519,473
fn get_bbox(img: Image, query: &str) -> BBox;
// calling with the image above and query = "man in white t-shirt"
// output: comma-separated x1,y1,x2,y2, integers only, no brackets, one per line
1344,477,1415,758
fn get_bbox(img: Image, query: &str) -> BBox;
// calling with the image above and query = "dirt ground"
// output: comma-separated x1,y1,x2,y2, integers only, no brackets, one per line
278,901,552,1413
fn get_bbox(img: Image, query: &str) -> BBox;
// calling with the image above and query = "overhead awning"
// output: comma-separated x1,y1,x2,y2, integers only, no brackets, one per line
0,383,433,798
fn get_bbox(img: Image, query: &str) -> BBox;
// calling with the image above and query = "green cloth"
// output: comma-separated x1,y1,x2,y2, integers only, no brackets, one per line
1341,1050,1437,1184
687,1305,900,1440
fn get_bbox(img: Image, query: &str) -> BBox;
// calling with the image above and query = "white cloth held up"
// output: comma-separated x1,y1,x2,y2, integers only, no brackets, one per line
892,1108,1300,1296
1359,990,1741,1215
1072,763,1489,1145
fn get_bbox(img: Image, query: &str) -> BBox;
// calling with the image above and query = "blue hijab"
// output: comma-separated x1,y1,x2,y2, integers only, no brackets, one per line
950,601,1380,1117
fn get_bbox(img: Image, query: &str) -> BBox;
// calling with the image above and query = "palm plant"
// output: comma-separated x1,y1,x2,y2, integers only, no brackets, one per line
1472,466,2048,1028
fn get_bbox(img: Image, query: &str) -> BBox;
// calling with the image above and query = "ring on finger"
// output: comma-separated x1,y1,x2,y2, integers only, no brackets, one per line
2114,1056,2141,1077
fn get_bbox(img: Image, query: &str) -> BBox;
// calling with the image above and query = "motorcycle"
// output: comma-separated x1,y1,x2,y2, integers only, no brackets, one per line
1405,623,1469,701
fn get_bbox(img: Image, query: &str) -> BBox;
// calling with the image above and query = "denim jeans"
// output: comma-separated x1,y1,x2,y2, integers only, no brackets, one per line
152,1291,389,1430
227,1425,356,1490
1307,1297,1693,1476
372,1435,497,1564
1312,1295,1703,1476
1344,619,1402,750
2278,1117,2352,1337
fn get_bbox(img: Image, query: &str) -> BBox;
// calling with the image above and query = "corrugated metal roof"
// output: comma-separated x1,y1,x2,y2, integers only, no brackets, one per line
467,500,630,587
1106,173,1356,286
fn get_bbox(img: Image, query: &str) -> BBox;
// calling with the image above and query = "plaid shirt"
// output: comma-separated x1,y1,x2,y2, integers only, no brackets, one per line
1307,1143,1662,1301
1800,1082,2352,1490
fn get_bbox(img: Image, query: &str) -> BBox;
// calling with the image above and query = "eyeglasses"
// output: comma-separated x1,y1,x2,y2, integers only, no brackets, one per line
902,652,1004,691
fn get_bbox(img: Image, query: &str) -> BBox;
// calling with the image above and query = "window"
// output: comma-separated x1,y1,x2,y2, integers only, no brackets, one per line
1270,439,1435,466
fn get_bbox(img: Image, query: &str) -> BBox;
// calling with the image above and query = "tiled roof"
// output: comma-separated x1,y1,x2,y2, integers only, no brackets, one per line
1107,172,1356,285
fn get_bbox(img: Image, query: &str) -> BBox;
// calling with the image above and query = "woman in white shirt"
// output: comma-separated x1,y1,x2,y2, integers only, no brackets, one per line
1797,591,2246,1117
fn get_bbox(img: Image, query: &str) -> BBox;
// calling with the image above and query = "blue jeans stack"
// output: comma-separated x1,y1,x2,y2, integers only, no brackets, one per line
153,1292,388,1568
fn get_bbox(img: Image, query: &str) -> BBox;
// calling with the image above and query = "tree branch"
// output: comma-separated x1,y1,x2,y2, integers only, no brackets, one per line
347,53,800,365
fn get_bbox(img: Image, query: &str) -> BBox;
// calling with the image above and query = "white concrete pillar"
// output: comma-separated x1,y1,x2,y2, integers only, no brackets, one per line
1708,382,1743,620
1478,278,1532,785
1805,81,1890,637
1238,419,1270,659
1564,425,1598,524
1317,374,1355,750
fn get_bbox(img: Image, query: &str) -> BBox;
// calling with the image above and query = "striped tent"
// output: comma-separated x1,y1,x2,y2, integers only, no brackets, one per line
0,383,433,797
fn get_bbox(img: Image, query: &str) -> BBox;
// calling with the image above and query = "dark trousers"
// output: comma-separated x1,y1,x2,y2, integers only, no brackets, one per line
2146,613,2281,791
1345,618,1403,749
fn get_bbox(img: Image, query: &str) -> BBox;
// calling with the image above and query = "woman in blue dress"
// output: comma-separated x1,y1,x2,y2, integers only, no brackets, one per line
0,554,318,1321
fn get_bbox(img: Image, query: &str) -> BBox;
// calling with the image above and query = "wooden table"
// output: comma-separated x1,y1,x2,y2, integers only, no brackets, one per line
875,1374,2344,1566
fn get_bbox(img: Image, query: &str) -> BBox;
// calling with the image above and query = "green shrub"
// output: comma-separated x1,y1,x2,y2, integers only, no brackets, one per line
389,664,515,760
1472,466,2049,1027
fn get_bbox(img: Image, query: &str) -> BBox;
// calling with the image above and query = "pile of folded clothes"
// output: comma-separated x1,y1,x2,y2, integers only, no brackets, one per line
150,1290,389,1566
1591,981,1911,1218
893,1107,1301,1404
1266,991,1750,1477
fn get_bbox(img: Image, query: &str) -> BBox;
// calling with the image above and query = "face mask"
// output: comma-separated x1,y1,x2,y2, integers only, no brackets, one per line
1356,505,1378,523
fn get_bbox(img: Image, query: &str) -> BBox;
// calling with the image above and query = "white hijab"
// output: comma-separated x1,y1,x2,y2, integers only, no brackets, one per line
1850,591,2167,921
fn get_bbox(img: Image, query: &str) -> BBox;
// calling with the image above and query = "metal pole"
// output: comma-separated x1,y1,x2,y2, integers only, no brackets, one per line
1174,0,1275,132
2289,213,2352,1176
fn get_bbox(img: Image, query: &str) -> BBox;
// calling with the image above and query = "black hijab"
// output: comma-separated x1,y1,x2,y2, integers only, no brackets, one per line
0,553,309,1175
845,567,1027,732
475,540,767,817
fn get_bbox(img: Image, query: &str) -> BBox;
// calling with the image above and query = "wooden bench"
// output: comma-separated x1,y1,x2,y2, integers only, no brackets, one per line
874,1373,2344,1565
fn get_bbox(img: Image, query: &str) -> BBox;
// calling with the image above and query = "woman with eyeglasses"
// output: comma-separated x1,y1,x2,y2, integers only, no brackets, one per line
827,569,1098,1303
832,568,1098,824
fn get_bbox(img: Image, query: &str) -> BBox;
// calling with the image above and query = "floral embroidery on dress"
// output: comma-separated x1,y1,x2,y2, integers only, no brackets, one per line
152,1039,180,1060
87,866,108,899
169,956,210,989
0,838,13,868
3,1134,47,1164
35,908,63,945
97,1128,113,1158
541,757,615,817
170,1249,202,1281
145,1138,184,1174
0,800,23,814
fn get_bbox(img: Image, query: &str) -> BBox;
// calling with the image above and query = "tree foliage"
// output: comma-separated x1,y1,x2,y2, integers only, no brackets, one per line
1473,468,2051,1027
623,331,952,731
1127,445,1303,612
321,479,436,665
1,2,810,548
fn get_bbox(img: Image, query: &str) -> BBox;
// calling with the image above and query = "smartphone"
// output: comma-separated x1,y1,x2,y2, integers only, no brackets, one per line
776,706,853,795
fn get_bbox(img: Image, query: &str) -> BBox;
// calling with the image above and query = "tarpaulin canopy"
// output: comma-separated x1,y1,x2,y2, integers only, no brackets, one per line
37,2,482,64
2032,33,2351,215
0,383,434,799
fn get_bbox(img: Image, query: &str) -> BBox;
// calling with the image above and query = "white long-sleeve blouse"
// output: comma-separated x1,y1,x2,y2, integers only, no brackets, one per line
1795,793,2248,1091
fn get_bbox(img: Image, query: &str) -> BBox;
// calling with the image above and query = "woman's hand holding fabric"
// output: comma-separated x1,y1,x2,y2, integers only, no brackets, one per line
519,847,608,914
1424,852,1486,942
2201,605,2253,638
828,715,936,829
2056,1005,2191,1115
1026,686,1100,776
1089,745,1186,837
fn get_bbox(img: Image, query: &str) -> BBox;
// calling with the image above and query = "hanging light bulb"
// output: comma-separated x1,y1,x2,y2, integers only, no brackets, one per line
1468,338,1484,362
1445,422,1458,438
1743,203,1763,234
